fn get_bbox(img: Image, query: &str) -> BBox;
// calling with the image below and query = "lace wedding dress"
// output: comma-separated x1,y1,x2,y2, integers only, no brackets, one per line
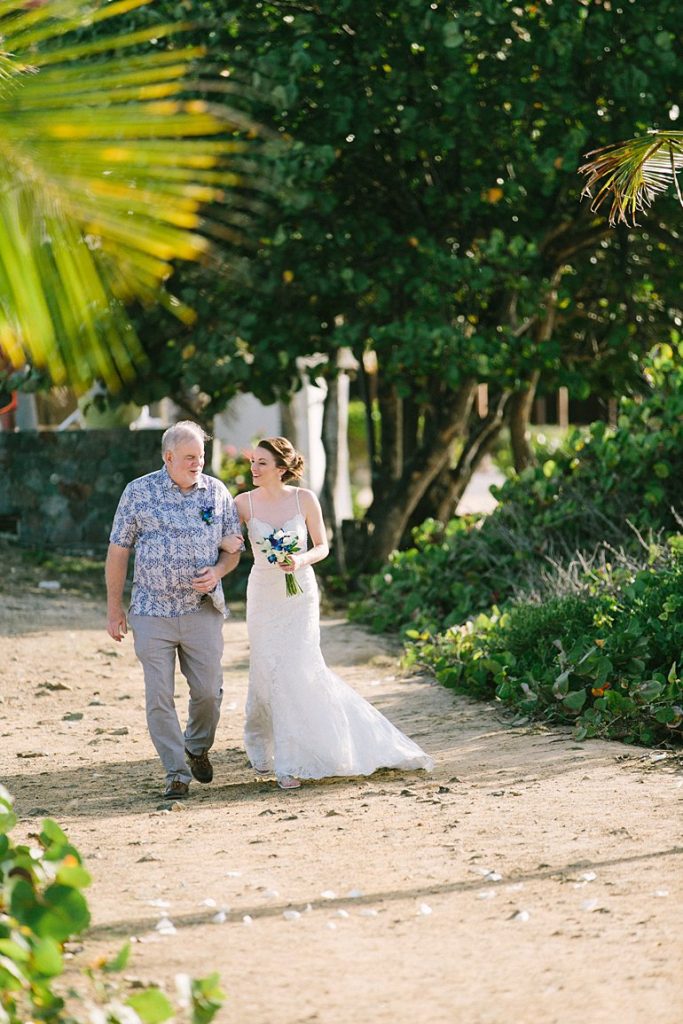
244,491,434,781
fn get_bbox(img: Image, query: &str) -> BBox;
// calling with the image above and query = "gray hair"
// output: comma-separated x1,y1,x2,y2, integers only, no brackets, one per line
161,420,210,455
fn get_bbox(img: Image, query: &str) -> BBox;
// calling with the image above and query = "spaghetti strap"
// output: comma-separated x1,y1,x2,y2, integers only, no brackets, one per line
247,490,254,520
295,488,302,516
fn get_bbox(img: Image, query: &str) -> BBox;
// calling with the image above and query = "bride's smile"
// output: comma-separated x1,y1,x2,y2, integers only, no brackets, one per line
250,447,284,489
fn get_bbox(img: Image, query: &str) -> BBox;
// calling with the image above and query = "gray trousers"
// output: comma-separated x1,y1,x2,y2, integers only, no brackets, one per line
130,601,224,784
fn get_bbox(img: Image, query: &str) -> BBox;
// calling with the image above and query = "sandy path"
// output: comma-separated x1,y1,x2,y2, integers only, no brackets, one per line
1,585,681,1024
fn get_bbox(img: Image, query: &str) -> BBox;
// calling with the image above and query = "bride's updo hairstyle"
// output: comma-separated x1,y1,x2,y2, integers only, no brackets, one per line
257,437,305,483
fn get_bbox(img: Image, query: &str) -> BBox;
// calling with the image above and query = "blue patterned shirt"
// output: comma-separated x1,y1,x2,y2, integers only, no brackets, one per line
109,466,241,618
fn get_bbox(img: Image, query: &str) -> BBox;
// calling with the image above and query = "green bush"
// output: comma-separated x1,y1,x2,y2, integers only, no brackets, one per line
407,550,683,746
352,345,683,638
0,786,224,1024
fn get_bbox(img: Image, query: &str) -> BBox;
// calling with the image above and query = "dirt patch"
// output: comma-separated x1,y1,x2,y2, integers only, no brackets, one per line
1,548,681,1024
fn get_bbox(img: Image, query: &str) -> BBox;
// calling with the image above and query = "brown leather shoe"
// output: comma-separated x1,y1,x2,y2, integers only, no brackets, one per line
185,748,213,784
164,779,190,800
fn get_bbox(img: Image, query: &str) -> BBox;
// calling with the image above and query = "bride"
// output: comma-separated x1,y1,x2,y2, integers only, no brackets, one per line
225,437,433,790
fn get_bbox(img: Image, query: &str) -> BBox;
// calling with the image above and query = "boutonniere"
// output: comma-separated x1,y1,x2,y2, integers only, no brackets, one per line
200,505,215,525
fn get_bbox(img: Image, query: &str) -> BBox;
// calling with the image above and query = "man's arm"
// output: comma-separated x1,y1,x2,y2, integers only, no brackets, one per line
105,543,131,641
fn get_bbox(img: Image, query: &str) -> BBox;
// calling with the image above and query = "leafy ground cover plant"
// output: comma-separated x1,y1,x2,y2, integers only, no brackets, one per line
0,786,224,1023
405,545,683,746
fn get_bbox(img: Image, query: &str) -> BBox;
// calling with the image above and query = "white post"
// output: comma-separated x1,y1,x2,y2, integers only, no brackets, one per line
15,392,39,430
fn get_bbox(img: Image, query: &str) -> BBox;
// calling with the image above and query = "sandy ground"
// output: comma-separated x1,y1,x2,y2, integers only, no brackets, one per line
1,569,682,1024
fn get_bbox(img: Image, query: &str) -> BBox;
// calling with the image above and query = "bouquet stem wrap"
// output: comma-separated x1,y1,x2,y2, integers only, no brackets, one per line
285,568,303,597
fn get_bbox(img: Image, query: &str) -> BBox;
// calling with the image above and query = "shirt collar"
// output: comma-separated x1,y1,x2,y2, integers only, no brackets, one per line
161,465,208,492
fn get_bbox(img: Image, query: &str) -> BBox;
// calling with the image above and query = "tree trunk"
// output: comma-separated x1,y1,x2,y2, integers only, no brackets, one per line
505,274,559,472
403,398,420,462
434,389,510,523
377,378,403,484
319,377,338,548
406,389,509,532
358,352,379,497
508,372,540,472
320,371,353,575
280,398,297,444
355,379,477,568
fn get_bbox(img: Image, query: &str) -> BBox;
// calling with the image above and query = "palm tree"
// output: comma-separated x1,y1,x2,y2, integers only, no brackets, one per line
580,130,683,226
0,0,260,393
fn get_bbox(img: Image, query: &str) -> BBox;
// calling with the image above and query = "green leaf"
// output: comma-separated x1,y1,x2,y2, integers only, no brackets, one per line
126,988,174,1024
24,884,91,941
481,658,504,675
55,865,92,890
654,707,678,725
443,23,464,48
191,972,226,1024
0,954,26,988
636,679,664,702
0,939,30,963
655,30,674,49
552,670,570,697
40,820,70,848
0,809,17,836
32,938,63,978
563,689,587,712
102,941,132,974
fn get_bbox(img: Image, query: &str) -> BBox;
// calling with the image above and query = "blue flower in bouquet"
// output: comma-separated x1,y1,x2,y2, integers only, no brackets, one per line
200,505,215,525
260,529,303,596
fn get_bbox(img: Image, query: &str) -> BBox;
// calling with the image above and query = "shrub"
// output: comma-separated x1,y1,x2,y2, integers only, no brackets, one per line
0,786,224,1024
352,348,683,638
407,549,683,746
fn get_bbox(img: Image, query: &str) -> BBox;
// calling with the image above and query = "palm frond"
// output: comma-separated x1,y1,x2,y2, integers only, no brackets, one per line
580,131,683,226
0,0,262,392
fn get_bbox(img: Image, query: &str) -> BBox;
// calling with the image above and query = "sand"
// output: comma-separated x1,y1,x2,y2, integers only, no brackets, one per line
1,570,681,1024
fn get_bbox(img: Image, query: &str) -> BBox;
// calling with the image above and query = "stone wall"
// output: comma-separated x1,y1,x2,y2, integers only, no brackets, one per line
0,430,168,553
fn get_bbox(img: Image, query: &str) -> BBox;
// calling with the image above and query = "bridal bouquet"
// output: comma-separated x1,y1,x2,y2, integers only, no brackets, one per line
261,529,303,596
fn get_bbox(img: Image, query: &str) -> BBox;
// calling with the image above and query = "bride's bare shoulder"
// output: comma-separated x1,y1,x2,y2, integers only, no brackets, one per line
296,488,321,511
234,491,253,517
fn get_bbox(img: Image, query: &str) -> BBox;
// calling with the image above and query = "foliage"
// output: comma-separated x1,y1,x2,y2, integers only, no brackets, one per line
11,546,105,596
0,786,225,1024
215,444,252,495
89,1,682,552
162,0,682,405
405,548,683,746
4,1,682,562
352,343,683,635
490,424,570,477
0,0,260,393
580,130,683,225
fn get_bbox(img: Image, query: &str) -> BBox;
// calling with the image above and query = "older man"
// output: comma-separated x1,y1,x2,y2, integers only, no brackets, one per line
105,421,242,800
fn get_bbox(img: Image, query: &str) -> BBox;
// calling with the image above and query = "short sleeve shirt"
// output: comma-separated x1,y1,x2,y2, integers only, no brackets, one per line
109,467,241,618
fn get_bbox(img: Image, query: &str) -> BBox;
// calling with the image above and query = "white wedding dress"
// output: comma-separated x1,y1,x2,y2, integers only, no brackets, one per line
244,491,434,781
